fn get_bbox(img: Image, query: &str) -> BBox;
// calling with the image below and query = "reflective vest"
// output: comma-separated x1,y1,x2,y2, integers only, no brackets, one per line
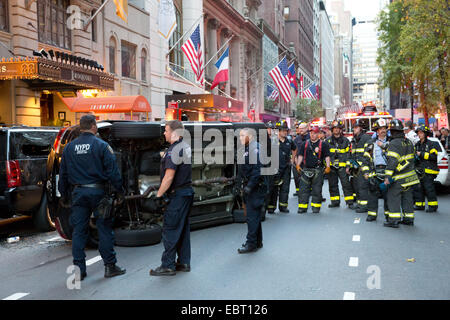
385,137,419,187
415,138,440,175
325,135,351,168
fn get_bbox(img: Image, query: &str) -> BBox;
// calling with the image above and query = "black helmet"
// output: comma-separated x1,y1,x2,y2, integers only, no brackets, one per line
372,118,388,131
265,121,274,129
354,119,369,131
275,120,289,130
331,120,344,130
389,119,404,131
416,124,432,135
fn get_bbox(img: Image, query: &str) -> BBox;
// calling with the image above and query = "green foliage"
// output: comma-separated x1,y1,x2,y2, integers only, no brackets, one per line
296,99,323,122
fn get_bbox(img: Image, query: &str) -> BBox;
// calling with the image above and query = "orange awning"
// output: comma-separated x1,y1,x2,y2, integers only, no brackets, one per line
62,95,151,113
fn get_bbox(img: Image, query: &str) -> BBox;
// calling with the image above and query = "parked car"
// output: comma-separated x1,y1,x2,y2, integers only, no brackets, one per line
0,126,60,231
46,121,268,247
427,137,450,191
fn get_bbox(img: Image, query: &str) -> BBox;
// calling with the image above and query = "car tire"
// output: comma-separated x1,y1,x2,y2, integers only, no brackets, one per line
33,194,56,232
114,223,162,247
111,122,161,139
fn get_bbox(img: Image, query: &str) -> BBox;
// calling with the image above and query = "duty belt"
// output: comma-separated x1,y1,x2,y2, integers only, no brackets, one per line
169,183,192,193
73,183,106,189
303,167,320,178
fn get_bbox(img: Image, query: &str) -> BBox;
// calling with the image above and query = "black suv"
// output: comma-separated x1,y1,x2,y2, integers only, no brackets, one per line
0,126,60,231
46,121,267,247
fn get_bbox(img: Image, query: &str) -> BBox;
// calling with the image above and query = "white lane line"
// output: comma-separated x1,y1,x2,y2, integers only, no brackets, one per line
352,235,361,242
354,218,360,224
46,236,64,242
86,255,102,266
343,292,355,300
349,257,359,267
2,292,30,300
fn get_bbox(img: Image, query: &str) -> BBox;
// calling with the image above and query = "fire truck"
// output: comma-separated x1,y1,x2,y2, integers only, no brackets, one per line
338,105,393,139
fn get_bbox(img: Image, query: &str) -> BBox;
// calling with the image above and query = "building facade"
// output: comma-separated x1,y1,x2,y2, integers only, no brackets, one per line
319,1,334,119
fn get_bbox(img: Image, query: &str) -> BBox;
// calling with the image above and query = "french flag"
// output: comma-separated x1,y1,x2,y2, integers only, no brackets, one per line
210,47,229,90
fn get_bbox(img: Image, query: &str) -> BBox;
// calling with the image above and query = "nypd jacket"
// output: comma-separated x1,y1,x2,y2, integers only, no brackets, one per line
325,135,351,169
415,138,440,175
384,137,419,188
58,132,123,196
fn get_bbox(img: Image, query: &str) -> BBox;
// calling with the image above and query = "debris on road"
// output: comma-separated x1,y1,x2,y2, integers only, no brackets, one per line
6,236,20,243
407,258,416,263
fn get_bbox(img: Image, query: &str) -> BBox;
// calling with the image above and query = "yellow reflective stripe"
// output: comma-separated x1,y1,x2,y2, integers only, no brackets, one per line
369,173,376,177
362,166,369,171
363,152,372,158
385,170,394,176
344,196,354,201
387,151,400,160
339,162,347,167
355,148,364,153
424,168,439,174
358,200,368,205
393,170,416,181
330,196,340,201
311,203,322,208
400,154,415,161
389,213,401,218
430,148,438,154
298,203,308,208
267,205,275,208
415,202,425,206
357,161,363,166
330,148,336,153
368,211,377,216
428,201,438,206
296,188,299,191
401,180,419,187
404,213,414,218
279,202,288,207
424,152,430,160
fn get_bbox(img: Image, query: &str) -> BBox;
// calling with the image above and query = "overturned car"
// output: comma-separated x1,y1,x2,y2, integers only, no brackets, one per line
46,121,272,247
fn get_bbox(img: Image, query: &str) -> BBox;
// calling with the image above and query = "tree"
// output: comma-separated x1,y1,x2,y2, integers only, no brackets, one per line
296,99,323,122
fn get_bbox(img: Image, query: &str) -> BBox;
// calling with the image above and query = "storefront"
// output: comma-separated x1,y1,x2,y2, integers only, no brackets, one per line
0,56,114,127
165,94,244,122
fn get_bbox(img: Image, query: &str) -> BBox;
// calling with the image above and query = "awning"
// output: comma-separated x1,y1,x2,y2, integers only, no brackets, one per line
61,95,151,113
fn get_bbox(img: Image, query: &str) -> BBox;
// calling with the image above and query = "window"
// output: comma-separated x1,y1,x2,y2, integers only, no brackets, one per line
169,5,183,68
141,49,147,82
37,0,71,49
109,38,116,74
121,41,136,79
91,10,97,42
0,0,8,32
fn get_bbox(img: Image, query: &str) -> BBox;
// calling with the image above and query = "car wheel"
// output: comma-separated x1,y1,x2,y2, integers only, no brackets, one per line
33,194,56,232
111,122,161,139
114,223,162,247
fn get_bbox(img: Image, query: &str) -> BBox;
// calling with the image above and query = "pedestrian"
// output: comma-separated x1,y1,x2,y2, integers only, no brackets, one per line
404,120,419,144
325,120,355,209
350,119,372,213
292,122,310,196
58,114,126,281
439,127,449,152
235,128,267,253
267,120,296,213
296,126,331,214
150,120,194,276
383,119,419,228
362,119,390,222
413,125,441,212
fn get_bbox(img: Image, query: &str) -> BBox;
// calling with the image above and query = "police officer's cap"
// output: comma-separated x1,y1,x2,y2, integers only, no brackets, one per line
389,119,404,132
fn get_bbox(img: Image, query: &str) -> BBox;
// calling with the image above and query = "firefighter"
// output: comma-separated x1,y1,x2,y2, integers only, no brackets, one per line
296,127,331,213
383,119,420,228
293,122,310,196
268,120,296,213
350,119,372,213
362,118,390,221
413,125,441,212
264,121,278,213
325,120,355,209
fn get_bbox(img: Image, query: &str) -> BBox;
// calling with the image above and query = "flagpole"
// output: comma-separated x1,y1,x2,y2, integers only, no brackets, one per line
166,13,205,57
84,0,112,31
246,49,288,81
202,35,234,71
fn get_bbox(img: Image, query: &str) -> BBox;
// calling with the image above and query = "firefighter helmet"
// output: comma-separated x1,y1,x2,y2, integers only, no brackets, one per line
275,120,289,130
372,118,388,131
331,120,344,130
354,118,369,131
389,119,404,131
416,124,432,135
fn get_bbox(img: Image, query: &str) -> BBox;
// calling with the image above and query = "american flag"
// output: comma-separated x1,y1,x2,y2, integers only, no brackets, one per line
269,56,291,103
181,24,204,86
303,83,317,100
267,85,279,101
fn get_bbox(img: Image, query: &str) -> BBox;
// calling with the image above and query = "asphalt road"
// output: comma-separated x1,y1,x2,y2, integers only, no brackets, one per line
1,180,449,300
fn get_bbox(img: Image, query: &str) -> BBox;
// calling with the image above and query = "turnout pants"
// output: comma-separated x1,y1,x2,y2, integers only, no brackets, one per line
243,187,265,248
328,167,355,205
292,165,300,195
355,170,369,210
161,187,194,270
413,174,438,210
367,178,389,219
386,182,415,223
269,166,291,211
70,187,117,274
298,169,324,212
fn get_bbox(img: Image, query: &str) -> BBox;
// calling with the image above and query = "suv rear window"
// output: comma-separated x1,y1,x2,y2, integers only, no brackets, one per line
0,131,6,161
9,131,57,159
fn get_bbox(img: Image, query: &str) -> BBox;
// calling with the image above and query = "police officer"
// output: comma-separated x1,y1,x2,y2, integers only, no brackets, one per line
150,120,194,276
293,122,310,196
296,127,331,213
235,128,267,253
350,119,372,213
268,120,296,213
362,118,390,221
383,119,420,228
58,114,126,280
325,120,355,209
413,125,441,212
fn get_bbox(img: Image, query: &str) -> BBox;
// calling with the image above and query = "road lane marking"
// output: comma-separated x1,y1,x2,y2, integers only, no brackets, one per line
46,236,64,242
349,257,359,267
352,235,361,242
86,256,102,266
354,218,360,224
2,293,30,300
343,292,355,300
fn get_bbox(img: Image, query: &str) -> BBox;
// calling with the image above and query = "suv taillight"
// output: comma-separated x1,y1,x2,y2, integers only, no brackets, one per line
54,128,67,153
6,160,21,188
